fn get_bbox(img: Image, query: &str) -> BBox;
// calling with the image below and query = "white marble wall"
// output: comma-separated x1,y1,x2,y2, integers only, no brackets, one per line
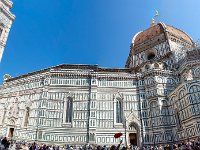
0,0,15,62
0,70,140,146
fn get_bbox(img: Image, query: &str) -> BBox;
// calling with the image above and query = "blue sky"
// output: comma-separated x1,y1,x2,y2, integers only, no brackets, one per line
0,0,200,83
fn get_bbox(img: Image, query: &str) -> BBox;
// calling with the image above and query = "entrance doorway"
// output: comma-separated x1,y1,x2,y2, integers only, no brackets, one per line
8,128,14,138
129,133,137,146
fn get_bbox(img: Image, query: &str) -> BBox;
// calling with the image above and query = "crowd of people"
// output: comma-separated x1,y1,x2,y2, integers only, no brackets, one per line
0,138,127,150
1,136,200,150
0,138,120,150
0,137,123,150
142,139,200,150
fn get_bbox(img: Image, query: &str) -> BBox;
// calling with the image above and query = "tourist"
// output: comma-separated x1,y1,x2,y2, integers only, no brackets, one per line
36,144,40,150
29,142,36,150
49,145,53,150
69,145,73,150
102,145,107,150
66,145,70,150
79,146,81,150
110,145,116,150
1,137,10,150
97,145,101,150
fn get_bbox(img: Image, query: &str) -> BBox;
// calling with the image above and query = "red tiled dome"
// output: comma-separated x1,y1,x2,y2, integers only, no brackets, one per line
132,22,194,46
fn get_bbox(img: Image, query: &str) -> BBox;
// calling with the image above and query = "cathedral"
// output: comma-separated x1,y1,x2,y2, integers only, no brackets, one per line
0,0,200,147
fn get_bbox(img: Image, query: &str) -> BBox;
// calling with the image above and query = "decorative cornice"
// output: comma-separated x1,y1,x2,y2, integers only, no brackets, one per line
2,0,13,9
0,2,15,21
4,64,133,83
138,69,176,79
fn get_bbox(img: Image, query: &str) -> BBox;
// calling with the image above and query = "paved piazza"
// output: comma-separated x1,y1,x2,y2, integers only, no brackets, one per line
0,0,200,148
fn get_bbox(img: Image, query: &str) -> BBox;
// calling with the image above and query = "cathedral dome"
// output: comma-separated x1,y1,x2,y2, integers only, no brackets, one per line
131,22,194,46
125,22,195,68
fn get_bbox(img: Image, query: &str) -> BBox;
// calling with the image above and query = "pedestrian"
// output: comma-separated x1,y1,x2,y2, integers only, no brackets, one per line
102,145,107,150
1,137,10,150
110,145,116,150
29,142,36,150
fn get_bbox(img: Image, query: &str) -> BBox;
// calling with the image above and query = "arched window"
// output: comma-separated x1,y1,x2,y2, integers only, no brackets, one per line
147,77,155,85
175,108,181,130
179,90,185,99
38,131,43,139
189,85,200,93
128,123,137,131
116,98,123,123
170,96,176,106
194,67,200,77
24,107,30,127
66,97,73,123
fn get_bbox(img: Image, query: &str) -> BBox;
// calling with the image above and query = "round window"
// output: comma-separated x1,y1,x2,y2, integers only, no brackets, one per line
147,52,155,60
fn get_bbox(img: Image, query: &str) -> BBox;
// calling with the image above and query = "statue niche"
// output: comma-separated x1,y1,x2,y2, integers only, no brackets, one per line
8,103,19,119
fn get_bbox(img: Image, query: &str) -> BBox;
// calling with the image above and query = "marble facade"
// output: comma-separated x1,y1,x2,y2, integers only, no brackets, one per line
0,1,200,147
0,0,15,62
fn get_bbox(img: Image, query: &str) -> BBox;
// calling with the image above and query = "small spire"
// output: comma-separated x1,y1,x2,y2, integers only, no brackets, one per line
151,18,156,26
151,10,159,26
155,10,159,17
